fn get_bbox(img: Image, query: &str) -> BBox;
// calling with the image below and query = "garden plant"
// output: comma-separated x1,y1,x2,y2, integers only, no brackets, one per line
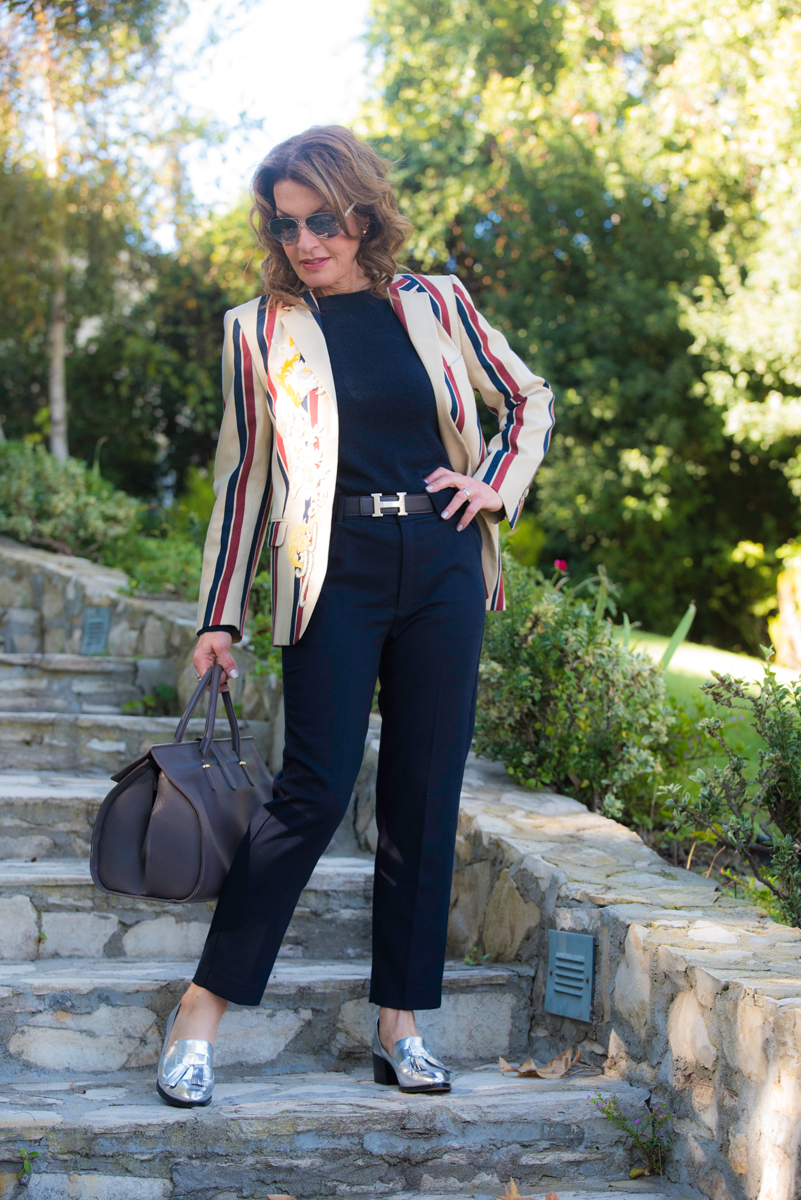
662,652,801,926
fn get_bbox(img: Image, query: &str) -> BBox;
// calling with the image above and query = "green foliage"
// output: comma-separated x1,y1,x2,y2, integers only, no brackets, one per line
360,0,800,652
246,569,282,675
505,511,546,568
16,1146,41,1184
122,683,177,716
661,652,801,927
718,867,785,924
98,520,202,597
64,205,260,497
0,0,213,468
591,1092,675,1177
0,440,137,554
475,553,673,814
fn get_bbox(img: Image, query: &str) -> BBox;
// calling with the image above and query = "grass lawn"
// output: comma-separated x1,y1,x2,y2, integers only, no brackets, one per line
627,633,799,766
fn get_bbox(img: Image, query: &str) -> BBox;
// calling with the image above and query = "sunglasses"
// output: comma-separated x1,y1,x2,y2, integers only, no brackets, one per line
268,202,355,245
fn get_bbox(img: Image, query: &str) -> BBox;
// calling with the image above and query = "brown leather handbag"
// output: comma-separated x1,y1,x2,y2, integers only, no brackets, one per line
90,664,271,903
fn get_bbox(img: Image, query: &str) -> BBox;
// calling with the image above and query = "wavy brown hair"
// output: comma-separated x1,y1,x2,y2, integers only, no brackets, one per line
250,125,412,309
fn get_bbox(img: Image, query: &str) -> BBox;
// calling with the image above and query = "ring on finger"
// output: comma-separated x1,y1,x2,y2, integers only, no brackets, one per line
462,487,472,499
195,672,201,680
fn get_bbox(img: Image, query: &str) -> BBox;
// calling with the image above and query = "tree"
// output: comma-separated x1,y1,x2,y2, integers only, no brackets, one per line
0,0,184,458
64,200,261,497
358,0,800,651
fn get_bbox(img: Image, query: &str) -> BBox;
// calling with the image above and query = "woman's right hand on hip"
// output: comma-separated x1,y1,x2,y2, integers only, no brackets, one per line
193,631,239,687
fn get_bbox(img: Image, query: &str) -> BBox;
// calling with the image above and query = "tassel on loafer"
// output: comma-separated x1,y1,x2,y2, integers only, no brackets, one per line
371,1016,451,1094
157,1003,215,1108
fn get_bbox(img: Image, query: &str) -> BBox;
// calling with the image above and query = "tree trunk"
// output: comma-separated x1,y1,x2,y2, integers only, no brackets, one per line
49,252,68,460
35,1,68,460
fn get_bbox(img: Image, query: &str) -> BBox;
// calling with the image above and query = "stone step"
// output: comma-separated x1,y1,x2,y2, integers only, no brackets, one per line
0,712,270,771
0,772,110,859
0,857,373,962
0,959,532,1080
379,1193,702,1200
0,1067,651,1198
0,653,177,715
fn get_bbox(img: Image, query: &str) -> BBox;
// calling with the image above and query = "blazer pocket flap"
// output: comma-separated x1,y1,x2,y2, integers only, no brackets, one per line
267,519,288,547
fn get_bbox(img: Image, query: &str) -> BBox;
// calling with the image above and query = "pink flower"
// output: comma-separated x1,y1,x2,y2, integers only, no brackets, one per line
554,559,568,572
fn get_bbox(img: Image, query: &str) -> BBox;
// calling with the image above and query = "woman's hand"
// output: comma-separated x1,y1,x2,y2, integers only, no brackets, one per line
193,631,239,690
424,467,503,530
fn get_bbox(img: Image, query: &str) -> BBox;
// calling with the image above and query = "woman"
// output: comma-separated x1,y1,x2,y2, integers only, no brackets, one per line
156,125,555,1107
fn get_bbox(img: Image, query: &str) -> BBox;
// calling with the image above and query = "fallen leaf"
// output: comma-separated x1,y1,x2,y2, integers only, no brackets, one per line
267,1195,297,1199
546,1194,560,1199
499,1046,582,1079
629,1167,648,1178
496,1181,540,1200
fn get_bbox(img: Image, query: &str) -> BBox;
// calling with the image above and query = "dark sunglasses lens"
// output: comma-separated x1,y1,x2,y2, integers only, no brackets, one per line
269,218,299,243
306,214,342,238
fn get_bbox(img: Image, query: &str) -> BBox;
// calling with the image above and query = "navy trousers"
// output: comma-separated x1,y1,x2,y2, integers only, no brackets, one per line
193,505,487,1009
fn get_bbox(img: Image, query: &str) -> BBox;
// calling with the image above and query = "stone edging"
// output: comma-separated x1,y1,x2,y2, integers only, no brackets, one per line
443,755,801,1200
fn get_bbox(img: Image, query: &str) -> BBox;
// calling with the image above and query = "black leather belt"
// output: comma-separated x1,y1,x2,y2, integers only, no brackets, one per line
341,492,435,517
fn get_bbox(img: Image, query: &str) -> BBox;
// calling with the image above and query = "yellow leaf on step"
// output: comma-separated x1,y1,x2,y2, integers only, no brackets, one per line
630,1167,648,1178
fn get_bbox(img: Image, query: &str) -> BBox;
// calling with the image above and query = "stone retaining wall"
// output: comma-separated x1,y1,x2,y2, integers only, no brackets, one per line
442,757,801,1200
0,538,285,766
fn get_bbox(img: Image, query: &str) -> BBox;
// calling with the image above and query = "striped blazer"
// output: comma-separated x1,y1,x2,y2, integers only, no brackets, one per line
196,272,555,646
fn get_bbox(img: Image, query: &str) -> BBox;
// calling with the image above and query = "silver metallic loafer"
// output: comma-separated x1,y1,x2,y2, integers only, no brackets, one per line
157,1003,215,1108
371,1016,451,1093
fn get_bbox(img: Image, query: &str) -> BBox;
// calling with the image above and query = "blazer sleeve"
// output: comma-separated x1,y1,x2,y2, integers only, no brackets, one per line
451,277,555,530
195,308,273,641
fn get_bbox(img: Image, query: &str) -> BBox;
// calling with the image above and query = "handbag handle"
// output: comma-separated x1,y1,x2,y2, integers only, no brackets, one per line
173,665,242,759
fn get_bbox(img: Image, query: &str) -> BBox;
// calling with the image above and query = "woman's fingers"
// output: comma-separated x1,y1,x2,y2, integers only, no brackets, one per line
193,633,238,687
455,496,484,530
424,470,502,528
424,467,460,492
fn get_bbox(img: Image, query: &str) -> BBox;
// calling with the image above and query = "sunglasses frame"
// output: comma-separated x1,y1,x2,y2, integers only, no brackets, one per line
269,202,356,245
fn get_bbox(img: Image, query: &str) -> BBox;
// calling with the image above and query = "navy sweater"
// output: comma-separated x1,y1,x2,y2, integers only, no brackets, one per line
316,289,447,496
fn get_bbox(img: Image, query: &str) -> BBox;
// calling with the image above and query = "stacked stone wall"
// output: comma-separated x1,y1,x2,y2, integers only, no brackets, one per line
443,762,801,1200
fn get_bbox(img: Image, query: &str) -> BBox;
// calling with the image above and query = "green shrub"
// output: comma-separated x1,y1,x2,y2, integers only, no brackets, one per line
99,526,203,597
0,441,137,555
475,553,674,815
245,569,282,674
662,652,801,926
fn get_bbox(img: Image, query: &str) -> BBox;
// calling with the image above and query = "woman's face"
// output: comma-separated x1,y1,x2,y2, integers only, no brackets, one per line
273,178,369,295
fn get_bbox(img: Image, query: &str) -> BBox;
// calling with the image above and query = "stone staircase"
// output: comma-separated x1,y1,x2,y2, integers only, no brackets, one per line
0,652,270,772
0,649,703,1198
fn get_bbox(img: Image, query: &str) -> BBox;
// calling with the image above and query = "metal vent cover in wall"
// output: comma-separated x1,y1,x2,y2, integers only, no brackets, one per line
544,930,595,1022
81,607,111,656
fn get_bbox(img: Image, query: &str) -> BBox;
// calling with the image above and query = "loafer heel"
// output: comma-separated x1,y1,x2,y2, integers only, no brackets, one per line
370,1016,451,1094
373,1051,398,1085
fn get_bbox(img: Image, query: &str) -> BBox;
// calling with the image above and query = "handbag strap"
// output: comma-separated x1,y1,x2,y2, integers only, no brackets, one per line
173,664,242,760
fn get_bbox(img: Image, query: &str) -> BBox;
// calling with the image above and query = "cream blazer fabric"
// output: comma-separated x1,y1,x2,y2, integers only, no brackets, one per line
196,273,555,646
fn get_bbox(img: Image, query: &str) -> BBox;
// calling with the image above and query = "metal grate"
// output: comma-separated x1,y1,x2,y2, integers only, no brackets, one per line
81,607,111,656
544,930,595,1022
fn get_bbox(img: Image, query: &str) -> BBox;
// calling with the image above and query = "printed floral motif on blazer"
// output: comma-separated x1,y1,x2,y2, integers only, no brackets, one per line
197,273,556,646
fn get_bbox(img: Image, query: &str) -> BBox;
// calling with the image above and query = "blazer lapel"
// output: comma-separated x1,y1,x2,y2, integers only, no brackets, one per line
279,302,338,405
396,284,471,473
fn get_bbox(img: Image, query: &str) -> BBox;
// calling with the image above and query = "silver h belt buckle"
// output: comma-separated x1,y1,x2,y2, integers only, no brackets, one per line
371,492,407,517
